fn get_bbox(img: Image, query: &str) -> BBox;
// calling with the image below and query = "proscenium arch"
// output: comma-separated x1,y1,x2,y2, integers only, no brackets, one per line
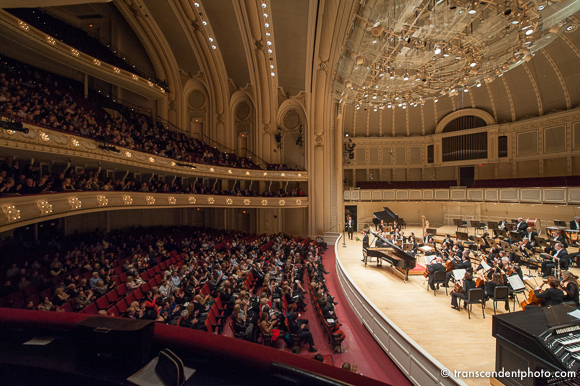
435,108,496,134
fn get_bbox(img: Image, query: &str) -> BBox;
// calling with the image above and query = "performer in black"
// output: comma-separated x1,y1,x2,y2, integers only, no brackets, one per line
346,215,354,240
361,229,369,262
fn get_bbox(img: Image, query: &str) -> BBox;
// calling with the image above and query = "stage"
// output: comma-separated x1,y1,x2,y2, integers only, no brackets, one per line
336,225,580,386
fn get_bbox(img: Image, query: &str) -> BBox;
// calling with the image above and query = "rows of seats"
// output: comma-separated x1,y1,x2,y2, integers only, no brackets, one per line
0,55,260,170
7,8,158,84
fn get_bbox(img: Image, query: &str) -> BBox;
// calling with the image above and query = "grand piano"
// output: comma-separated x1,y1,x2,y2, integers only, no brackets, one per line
363,231,417,282
372,207,405,228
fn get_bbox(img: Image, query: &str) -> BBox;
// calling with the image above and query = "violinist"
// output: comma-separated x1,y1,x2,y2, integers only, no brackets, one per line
533,277,564,307
444,252,472,287
483,273,510,311
540,242,569,278
427,257,446,291
561,271,579,306
451,272,476,310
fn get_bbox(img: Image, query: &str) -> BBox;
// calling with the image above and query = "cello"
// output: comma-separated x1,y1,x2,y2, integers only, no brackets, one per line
520,278,549,310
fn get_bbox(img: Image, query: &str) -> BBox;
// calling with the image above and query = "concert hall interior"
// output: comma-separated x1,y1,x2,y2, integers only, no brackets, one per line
1,0,580,385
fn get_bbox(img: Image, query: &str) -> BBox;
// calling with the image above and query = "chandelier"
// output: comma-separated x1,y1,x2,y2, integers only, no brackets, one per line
333,0,580,110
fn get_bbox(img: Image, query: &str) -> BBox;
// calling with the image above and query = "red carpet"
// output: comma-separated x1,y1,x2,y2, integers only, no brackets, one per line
317,246,412,385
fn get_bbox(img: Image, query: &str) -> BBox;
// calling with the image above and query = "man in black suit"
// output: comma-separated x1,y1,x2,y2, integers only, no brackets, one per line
516,218,528,235
541,243,569,277
571,216,580,230
362,229,369,249
427,257,446,290
534,278,564,307
525,227,537,247
346,215,354,240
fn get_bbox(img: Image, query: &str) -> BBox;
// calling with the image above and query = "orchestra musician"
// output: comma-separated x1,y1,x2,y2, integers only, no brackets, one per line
346,215,354,240
362,229,369,250
516,217,528,235
561,271,579,306
532,277,565,307
540,242,569,277
450,272,476,310
422,232,434,246
444,251,472,287
443,234,453,245
482,273,510,311
570,216,580,231
377,219,386,232
408,233,418,251
427,256,446,290
524,227,537,247
498,218,508,231
392,221,400,232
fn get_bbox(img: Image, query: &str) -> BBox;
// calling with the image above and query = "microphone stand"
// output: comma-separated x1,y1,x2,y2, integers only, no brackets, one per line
342,222,347,248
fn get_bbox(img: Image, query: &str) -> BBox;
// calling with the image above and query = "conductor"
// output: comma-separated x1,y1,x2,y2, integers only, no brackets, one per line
346,215,354,240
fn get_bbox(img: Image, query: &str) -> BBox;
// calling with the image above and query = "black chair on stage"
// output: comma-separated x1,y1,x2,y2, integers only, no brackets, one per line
491,286,510,315
462,288,485,320
430,270,447,296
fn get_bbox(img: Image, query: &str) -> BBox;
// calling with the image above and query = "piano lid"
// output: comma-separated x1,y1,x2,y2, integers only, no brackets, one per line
373,207,399,222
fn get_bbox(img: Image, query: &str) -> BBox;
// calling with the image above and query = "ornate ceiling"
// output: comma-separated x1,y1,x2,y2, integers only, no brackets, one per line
1,0,580,138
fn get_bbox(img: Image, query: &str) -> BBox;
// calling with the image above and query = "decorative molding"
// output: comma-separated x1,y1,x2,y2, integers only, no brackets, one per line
0,192,309,233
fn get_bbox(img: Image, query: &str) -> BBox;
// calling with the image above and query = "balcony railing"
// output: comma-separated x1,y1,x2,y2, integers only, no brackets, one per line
344,186,580,205
0,191,308,233
0,119,308,182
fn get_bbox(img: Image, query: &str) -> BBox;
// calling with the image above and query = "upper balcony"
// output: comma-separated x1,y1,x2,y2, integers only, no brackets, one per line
0,118,308,183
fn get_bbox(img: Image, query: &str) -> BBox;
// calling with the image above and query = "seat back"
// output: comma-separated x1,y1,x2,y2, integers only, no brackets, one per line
493,286,510,300
468,288,484,302
433,270,446,282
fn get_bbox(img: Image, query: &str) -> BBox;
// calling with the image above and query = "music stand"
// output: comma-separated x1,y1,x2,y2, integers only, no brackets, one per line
496,229,508,239
510,231,522,242
453,218,467,231
403,243,414,251
456,231,469,241
554,220,566,227
488,221,499,230
453,269,467,281
507,275,526,311
426,228,438,236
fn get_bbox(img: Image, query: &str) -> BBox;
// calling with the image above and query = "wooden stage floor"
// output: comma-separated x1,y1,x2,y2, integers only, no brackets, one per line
336,225,580,386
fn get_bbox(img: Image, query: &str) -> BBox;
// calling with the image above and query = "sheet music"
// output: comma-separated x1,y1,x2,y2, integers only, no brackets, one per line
568,310,580,320
481,261,491,271
507,275,525,291
453,269,466,280
424,255,436,265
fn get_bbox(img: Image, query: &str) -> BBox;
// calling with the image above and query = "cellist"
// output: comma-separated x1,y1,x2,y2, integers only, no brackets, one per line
532,277,565,308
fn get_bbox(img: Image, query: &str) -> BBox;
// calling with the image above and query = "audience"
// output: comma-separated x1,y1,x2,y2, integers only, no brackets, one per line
0,56,302,171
